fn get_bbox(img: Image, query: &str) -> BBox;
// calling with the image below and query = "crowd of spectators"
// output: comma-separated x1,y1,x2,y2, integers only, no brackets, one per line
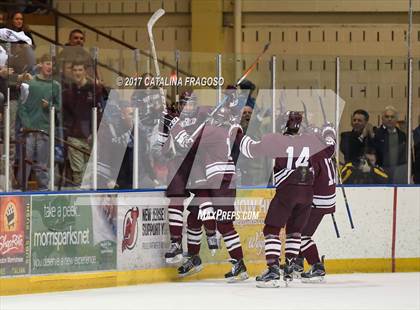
0,7,109,190
0,9,418,191
339,106,412,184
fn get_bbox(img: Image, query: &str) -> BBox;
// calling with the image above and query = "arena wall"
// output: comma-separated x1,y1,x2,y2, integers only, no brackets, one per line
0,186,419,296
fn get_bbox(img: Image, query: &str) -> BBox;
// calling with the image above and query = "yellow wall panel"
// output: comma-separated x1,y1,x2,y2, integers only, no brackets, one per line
109,1,123,14
176,0,191,13
150,0,164,12
162,0,176,12
83,1,97,13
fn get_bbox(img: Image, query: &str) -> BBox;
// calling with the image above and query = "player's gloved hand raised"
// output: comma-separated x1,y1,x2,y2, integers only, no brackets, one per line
321,123,336,145
161,110,179,132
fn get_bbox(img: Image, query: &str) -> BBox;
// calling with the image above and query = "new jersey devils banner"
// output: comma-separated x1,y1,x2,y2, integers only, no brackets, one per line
117,192,170,270
116,190,273,271
0,196,30,276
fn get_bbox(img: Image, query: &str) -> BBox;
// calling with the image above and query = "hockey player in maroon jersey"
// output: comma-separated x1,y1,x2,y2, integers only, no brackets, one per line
282,127,336,283
157,92,220,264
299,154,336,282
239,111,335,287
170,90,249,282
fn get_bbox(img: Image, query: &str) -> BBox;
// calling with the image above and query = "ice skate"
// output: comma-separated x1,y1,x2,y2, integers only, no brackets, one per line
165,242,183,264
224,259,249,283
279,256,304,279
206,234,220,256
301,262,326,283
178,255,203,277
256,265,281,288
283,258,296,286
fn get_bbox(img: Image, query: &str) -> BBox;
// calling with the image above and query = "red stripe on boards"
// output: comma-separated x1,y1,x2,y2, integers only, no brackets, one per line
391,187,398,273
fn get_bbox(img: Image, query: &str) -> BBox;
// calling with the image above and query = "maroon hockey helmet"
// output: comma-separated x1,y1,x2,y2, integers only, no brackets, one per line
284,111,303,135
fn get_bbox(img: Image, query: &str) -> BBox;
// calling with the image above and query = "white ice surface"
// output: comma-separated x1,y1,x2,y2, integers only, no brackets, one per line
1,272,419,310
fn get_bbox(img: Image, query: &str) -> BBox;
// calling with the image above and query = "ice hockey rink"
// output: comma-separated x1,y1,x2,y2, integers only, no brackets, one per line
1,272,419,310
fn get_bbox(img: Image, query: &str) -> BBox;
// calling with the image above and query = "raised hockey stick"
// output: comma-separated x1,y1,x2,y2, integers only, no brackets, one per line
318,95,329,125
147,8,166,105
318,95,355,229
147,8,165,78
236,43,270,87
189,43,271,140
301,100,309,127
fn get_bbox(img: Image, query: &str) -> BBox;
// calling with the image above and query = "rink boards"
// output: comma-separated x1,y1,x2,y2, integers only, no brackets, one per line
0,186,419,295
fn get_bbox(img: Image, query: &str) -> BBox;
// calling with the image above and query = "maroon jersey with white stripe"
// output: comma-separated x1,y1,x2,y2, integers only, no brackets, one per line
172,121,240,187
179,106,212,134
164,106,212,187
240,132,335,187
312,157,336,213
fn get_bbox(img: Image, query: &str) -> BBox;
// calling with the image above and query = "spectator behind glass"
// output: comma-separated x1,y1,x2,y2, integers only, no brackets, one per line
373,106,407,184
238,102,265,186
7,11,35,48
237,95,271,186
0,40,33,189
57,29,105,94
239,79,256,110
341,147,389,184
62,61,103,187
57,29,93,80
16,53,61,190
340,109,375,163
413,119,420,184
68,29,85,46
115,101,135,189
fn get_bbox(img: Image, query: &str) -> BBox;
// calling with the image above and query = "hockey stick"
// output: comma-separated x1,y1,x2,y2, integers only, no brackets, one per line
301,100,309,127
189,43,271,141
318,95,329,125
338,174,354,229
279,89,286,115
188,94,227,140
318,95,355,229
236,43,270,87
304,99,340,238
331,213,340,238
147,8,166,105
147,8,165,78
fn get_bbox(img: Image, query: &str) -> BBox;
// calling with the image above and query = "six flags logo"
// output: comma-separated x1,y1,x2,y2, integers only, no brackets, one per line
2,200,17,232
0,198,24,255
122,207,140,252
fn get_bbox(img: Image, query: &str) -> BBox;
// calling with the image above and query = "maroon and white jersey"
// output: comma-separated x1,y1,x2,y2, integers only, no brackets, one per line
163,106,212,187
178,106,212,134
312,158,336,213
158,106,211,152
240,132,335,187
172,121,241,187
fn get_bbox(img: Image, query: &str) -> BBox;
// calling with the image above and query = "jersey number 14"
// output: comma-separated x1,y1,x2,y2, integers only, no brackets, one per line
285,146,310,169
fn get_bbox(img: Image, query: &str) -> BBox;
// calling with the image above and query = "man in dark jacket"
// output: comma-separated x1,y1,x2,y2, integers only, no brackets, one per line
63,61,103,186
340,109,374,163
373,106,407,184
